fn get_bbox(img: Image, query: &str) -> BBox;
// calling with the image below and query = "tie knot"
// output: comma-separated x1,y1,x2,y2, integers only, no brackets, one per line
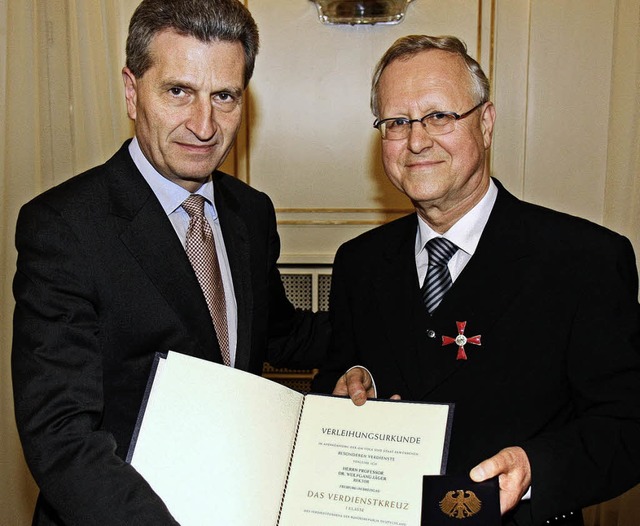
426,237,458,266
182,194,206,218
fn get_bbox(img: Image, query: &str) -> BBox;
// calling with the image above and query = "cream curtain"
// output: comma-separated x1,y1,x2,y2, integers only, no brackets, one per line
584,486,640,526
584,4,640,517
583,0,640,520
603,0,640,260
0,1,639,525
0,1,136,524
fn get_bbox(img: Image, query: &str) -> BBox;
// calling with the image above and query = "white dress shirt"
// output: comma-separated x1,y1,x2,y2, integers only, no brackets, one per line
415,179,498,286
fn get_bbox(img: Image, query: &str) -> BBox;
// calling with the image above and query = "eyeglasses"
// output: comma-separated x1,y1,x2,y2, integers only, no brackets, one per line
373,102,486,140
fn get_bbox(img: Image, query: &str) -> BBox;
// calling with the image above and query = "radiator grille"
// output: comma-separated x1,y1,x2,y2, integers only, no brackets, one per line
280,267,332,312
280,274,313,310
317,273,332,312
262,266,332,392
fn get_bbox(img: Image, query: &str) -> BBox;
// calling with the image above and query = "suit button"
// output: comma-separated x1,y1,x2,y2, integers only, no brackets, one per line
426,329,436,339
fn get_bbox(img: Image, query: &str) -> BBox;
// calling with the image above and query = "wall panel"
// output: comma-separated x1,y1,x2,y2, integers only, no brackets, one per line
247,0,485,262
523,0,615,222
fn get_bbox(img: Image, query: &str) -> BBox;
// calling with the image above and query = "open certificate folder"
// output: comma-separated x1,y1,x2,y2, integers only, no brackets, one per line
127,352,454,525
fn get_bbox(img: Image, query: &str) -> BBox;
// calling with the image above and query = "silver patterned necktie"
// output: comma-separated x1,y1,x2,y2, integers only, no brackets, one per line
421,237,458,314
182,194,230,366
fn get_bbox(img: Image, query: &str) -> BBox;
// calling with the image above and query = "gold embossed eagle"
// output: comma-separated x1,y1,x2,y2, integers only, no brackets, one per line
439,489,482,519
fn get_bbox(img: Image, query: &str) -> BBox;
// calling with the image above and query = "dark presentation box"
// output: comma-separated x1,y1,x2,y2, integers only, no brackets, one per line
422,474,500,525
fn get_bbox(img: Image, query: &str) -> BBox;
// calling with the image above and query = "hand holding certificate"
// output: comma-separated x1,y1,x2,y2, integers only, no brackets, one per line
128,352,454,525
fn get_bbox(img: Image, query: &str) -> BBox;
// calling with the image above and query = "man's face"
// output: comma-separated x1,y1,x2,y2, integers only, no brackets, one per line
123,30,245,192
377,50,495,223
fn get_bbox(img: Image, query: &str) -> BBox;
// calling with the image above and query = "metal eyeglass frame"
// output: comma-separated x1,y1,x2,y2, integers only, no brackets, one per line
373,101,486,140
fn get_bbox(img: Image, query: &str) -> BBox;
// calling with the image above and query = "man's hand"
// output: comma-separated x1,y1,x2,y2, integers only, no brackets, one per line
469,446,531,514
332,367,375,406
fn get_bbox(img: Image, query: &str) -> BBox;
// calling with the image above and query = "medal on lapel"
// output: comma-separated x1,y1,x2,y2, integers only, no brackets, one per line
442,321,481,360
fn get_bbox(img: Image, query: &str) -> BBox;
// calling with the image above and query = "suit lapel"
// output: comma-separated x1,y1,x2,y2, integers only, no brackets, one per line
371,216,433,393
213,174,253,371
439,181,532,334
106,145,221,363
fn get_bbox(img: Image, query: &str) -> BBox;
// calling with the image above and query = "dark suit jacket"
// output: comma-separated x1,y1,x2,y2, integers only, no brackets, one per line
313,180,640,526
12,141,328,525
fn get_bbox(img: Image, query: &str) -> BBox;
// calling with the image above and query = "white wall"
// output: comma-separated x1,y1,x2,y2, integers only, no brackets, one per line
239,1,640,266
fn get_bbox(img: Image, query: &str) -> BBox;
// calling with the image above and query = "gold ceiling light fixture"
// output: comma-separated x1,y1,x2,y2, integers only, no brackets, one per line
310,0,414,25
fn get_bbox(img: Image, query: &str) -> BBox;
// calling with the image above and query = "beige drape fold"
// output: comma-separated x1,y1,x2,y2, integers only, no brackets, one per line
603,0,640,258
0,1,638,525
589,9,640,523
0,2,135,524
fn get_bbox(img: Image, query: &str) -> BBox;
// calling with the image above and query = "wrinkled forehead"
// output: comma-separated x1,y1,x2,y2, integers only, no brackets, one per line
378,50,475,113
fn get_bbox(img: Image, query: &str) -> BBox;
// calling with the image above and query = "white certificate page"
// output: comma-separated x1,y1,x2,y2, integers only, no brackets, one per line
279,395,453,526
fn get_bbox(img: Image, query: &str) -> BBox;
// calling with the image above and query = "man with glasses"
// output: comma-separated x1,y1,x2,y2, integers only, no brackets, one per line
313,35,640,525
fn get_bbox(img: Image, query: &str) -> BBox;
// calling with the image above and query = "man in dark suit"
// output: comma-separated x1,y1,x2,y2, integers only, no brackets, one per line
313,35,640,525
12,1,328,524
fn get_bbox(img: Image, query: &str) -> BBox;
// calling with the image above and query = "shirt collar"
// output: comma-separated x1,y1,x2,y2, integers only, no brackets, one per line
128,137,216,218
415,179,498,257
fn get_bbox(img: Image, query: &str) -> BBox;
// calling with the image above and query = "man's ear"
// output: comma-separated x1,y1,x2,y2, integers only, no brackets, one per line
122,67,138,120
480,101,496,149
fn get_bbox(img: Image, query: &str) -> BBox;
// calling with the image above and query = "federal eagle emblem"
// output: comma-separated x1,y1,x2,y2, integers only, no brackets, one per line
439,489,482,519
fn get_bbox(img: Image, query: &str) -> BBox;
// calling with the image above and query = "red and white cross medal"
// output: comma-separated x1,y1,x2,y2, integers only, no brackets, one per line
442,321,481,360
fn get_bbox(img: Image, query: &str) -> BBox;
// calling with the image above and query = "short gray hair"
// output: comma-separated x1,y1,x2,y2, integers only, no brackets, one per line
370,35,490,117
126,0,259,87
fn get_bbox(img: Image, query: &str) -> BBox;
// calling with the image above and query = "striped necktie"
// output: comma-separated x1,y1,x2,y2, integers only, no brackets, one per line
421,237,458,314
